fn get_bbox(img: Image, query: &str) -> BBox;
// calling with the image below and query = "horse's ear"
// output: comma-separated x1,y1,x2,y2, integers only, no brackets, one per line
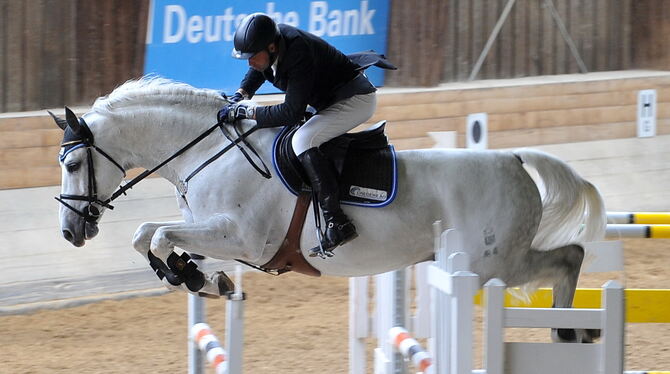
48,110,68,131
64,106,81,133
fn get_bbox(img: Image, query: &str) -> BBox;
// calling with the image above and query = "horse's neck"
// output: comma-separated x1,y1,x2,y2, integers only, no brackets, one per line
110,109,271,185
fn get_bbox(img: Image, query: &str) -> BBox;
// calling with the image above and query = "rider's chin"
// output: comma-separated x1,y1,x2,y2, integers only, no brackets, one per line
85,222,99,240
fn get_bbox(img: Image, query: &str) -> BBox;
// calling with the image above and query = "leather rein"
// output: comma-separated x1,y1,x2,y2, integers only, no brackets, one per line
56,117,271,224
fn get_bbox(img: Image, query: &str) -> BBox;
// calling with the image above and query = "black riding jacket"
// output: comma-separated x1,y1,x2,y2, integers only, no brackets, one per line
239,24,376,128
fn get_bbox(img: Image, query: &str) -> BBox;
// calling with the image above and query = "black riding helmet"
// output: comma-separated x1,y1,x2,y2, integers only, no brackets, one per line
232,13,281,59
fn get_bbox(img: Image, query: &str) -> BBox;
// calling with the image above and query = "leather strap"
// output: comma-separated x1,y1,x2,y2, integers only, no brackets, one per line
261,192,321,277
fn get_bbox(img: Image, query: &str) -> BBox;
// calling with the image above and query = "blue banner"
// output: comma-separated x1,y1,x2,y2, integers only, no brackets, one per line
144,0,390,95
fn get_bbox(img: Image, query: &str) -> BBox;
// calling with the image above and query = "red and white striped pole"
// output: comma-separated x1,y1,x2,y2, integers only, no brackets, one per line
192,323,228,374
389,326,432,373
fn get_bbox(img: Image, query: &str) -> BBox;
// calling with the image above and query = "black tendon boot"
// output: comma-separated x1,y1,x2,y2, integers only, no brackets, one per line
298,148,358,255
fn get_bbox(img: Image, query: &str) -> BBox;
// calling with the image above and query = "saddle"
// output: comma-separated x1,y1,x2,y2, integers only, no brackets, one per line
259,121,398,277
272,121,398,206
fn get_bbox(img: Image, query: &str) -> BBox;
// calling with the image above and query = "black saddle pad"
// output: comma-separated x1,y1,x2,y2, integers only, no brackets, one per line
272,122,398,207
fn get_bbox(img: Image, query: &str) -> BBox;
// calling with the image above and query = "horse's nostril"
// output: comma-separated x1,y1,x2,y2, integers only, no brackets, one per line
62,229,74,243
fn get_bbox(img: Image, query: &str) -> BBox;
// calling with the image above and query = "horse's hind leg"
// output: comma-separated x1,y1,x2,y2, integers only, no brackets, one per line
506,244,598,343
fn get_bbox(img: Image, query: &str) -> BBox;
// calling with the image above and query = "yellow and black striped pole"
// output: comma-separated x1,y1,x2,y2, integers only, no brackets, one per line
607,212,670,225
606,224,670,239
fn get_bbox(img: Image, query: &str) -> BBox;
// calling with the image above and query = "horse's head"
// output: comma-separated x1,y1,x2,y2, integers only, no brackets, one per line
50,107,126,247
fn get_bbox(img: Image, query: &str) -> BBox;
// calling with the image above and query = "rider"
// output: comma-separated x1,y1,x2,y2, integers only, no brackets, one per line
218,13,377,254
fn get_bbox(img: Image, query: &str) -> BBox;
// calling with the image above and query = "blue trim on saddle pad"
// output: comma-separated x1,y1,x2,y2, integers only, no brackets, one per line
271,129,398,208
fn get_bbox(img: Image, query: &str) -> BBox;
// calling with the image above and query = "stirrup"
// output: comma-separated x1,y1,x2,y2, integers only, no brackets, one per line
309,227,335,259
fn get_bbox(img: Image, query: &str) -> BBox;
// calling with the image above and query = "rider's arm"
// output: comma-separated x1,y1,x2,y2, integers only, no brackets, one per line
254,40,314,127
239,68,266,98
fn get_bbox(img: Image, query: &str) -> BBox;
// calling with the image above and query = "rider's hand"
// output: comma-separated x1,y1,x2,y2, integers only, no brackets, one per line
228,91,244,104
218,103,255,124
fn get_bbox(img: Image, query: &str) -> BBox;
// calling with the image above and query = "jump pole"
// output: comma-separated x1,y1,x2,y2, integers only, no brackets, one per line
607,212,670,224
605,224,670,239
189,263,245,374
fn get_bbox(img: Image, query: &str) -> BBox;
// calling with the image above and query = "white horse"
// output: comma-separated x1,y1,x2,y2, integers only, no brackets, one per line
52,77,606,342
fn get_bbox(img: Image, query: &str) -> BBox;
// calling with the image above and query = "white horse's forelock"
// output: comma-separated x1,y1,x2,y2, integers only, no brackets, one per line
91,75,225,116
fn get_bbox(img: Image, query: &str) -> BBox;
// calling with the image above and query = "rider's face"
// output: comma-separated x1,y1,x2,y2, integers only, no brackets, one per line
247,43,276,72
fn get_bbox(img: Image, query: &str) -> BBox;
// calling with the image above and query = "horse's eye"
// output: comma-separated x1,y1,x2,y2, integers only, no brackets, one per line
65,162,81,173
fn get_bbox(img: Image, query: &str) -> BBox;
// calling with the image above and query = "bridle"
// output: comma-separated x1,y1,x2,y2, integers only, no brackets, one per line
55,117,125,223
56,115,271,224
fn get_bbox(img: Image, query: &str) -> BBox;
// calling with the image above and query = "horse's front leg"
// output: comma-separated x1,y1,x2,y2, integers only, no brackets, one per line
148,214,250,297
132,221,184,260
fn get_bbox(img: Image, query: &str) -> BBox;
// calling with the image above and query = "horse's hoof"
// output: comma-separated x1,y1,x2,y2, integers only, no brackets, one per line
214,271,235,295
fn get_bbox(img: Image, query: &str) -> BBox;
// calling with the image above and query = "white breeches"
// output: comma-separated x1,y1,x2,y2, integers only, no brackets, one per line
291,92,377,156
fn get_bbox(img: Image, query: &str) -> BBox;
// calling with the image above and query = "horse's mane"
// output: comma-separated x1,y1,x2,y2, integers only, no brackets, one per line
91,75,225,116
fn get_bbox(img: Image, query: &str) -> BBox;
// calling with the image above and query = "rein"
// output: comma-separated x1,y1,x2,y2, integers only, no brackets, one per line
56,118,270,223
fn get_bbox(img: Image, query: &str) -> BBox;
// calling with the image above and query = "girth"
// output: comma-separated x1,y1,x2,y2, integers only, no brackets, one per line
260,191,321,277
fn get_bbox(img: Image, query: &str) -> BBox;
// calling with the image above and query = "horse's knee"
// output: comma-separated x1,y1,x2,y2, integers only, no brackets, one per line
133,223,161,253
150,226,174,256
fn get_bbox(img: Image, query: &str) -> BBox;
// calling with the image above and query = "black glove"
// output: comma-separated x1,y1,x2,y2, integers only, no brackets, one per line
217,103,255,124
228,91,244,103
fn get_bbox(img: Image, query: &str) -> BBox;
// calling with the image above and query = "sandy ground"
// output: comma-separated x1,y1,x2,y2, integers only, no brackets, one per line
1,238,669,374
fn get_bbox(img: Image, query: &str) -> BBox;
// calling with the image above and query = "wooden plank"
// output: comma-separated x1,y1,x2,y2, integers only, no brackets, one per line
527,0,541,76
385,117,465,139
62,0,77,105
376,74,670,106
513,0,527,77
620,0,632,69
42,0,66,108
373,88,670,123
499,0,514,78
77,0,103,102
593,0,608,71
5,1,25,111
102,0,117,93
470,0,486,80
132,0,150,77
488,121,659,149
0,129,63,149
389,136,436,151
116,0,133,85
0,146,60,168
567,0,580,73
384,0,406,86
541,0,554,75
553,0,567,74
580,0,595,71
24,0,45,110
0,0,7,112
483,0,500,79
443,0,459,81
433,0,450,83
391,119,670,151
0,166,61,189
456,0,471,80
608,0,622,70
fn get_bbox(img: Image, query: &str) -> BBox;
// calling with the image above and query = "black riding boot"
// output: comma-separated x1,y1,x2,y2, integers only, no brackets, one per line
298,148,358,253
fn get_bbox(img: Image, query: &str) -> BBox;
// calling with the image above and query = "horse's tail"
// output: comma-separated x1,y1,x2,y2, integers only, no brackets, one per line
513,149,606,250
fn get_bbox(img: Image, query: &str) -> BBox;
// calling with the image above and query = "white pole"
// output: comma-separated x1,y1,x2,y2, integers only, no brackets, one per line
349,276,369,374
188,254,206,374
374,269,408,374
226,265,245,374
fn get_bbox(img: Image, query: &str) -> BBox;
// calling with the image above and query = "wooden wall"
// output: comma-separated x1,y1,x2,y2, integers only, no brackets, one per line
0,0,149,113
0,0,668,112
2,71,668,189
385,0,668,86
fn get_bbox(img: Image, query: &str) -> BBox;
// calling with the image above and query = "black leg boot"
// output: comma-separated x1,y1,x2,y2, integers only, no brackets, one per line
298,148,358,254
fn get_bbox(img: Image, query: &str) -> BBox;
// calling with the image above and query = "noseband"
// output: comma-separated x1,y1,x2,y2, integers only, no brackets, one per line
56,117,126,223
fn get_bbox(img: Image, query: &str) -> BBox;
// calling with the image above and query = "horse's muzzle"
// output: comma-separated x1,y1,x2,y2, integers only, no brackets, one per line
61,220,99,247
